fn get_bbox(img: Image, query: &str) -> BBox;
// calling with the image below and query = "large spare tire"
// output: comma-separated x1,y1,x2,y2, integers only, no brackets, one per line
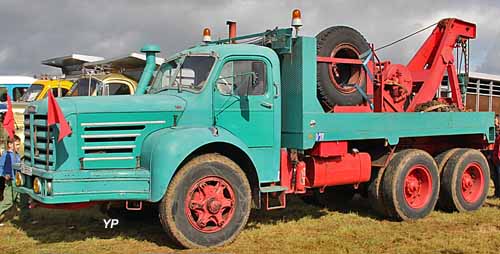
317,26,370,107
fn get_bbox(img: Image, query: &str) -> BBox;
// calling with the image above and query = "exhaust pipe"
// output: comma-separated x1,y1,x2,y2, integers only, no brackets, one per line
136,44,161,95
227,21,237,43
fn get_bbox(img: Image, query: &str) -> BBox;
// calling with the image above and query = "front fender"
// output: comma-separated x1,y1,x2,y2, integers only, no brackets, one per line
141,126,257,202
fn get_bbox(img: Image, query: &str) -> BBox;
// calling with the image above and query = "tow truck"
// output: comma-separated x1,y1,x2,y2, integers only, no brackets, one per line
14,10,494,248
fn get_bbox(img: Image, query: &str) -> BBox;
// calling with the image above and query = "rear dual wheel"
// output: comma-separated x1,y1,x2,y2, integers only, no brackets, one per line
381,149,440,220
438,149,490,212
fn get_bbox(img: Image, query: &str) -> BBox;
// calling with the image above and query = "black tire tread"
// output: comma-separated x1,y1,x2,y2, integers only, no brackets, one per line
382,149,439,220
316,26,369,107
159,153,251,248
440,149,490,212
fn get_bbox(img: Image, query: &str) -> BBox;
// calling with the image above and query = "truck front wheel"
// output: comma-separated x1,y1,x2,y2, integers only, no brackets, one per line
159,153,251,248
439,149,490,212
382,149,440,220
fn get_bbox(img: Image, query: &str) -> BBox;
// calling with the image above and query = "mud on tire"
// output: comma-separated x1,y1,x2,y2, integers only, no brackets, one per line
159,153,251,248
439,149,490,212
382,149,439,220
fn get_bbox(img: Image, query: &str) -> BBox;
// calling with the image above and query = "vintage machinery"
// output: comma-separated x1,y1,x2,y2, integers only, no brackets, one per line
316,18,474,113
14,9,494,249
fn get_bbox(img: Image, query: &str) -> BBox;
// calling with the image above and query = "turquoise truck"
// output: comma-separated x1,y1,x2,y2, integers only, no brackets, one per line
14,11,494,248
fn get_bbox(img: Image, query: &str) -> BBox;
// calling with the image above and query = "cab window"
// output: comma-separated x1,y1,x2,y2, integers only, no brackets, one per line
51,88,69,97
21,84,43,101
217,60,266,96
108,83,131,95
68,78,100,96
13,87,27,102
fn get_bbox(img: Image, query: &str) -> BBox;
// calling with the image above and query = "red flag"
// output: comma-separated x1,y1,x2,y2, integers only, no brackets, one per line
47,91,72,142
2,95,15,140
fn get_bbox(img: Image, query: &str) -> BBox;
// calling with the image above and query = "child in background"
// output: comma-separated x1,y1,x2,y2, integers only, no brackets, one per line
0,135,21,223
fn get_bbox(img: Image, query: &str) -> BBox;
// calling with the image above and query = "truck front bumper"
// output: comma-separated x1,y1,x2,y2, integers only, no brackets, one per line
13,164,151,204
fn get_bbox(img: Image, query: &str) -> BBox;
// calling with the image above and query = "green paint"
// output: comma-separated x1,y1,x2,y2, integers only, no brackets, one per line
13,32,495,205
136,44,161,95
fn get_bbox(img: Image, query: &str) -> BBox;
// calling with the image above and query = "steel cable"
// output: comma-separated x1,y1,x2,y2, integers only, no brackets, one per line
375,22,438,51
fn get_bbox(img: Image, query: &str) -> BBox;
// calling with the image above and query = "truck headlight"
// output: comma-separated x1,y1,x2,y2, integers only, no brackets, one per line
33,177,42,194
15,172,24,186
46,181,53,195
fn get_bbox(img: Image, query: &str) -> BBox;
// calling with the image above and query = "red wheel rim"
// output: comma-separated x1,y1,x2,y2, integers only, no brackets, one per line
185,176,236,233
327,44,365,94
403,165,433,209
461,162,484,203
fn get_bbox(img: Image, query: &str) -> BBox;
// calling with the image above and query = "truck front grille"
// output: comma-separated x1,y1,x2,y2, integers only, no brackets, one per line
24,113,55,170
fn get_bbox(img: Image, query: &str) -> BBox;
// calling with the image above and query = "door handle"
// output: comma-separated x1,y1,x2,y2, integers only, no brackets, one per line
260,102,273,109
273,83,280,98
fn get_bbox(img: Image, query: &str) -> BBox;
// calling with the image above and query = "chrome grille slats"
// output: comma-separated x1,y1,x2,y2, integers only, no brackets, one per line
24,113,55,169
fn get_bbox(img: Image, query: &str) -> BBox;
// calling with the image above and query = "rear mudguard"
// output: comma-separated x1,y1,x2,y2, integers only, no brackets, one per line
141,126,259,202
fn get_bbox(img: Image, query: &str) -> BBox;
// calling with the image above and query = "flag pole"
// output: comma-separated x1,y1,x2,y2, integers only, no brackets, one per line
46,92,52,170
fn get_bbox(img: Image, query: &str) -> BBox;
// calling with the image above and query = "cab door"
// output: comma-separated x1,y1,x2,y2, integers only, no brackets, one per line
213,57,275,148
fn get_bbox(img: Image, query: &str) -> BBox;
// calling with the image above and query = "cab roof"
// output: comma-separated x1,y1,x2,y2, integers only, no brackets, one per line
32,79,74,88
0,76,36,84
169,43,278,62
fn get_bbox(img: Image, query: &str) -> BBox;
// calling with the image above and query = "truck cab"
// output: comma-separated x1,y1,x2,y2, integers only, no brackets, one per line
20,78,74,102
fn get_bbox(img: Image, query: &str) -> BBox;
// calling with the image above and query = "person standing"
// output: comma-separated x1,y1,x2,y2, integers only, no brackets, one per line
0,135,21,223
493,114,500,197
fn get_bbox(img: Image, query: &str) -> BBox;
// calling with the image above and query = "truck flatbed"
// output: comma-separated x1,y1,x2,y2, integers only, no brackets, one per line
283,111,494,149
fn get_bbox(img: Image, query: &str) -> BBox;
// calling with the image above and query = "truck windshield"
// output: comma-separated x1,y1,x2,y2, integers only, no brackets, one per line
20,84,43,102
150,55,215,93
67,78,101,96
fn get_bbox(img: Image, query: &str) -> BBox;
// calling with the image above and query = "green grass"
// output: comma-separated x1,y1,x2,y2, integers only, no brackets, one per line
1,190,499,254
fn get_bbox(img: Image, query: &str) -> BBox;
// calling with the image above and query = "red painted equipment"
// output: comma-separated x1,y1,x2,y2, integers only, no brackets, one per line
305,152,371,188
31,201,100,210
227,21,237,43
317,18,476,112
280,142,371,192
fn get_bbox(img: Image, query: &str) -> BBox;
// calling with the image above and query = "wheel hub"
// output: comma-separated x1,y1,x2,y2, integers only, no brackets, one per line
403,165,432,209
207,198,222,214
328,43,364,94
461,162,484,203
185,176,236,233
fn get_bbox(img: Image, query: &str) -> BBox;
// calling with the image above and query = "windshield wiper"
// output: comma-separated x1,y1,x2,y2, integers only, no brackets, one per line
152,56,186,94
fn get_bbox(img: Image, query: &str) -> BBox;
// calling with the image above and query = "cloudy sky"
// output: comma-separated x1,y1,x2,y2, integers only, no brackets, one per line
0,0,499,76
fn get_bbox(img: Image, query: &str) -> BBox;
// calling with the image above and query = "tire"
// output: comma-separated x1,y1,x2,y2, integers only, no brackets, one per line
302,185,356,207
159,153,251,249
317,26,370,107
434,148,461,209
368,167,390,217
435,148,462,174
440,149,490,212
382,149,439,220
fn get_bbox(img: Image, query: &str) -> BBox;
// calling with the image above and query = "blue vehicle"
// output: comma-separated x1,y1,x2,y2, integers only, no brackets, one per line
0,76,35,103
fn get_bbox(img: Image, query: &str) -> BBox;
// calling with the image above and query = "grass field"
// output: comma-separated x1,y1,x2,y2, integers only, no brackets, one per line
1,188,499,254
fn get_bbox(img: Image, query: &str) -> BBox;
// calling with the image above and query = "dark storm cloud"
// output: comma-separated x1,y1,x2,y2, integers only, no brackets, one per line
0,0,499,75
